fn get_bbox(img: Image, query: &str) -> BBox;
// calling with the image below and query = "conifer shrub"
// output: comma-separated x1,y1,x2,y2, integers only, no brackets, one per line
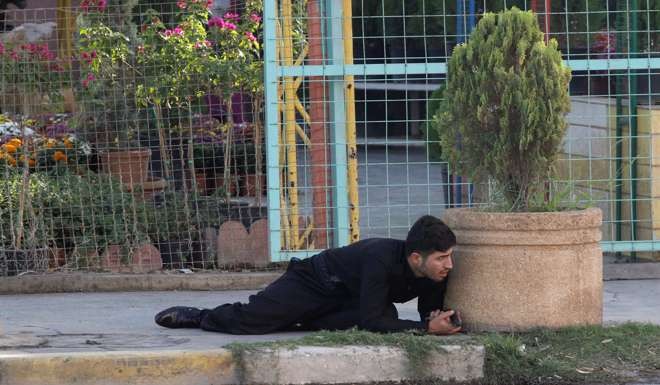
433,7,571,211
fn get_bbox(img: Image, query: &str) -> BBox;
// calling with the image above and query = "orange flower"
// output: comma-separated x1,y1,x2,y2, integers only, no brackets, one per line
53,151,67,162
6,155,16,166
45,139,56,149
3,143,17,153
28,159,36,167
63,138,73,149
7,138,21,148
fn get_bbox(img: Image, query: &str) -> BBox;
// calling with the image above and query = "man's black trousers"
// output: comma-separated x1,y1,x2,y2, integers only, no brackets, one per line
198,257,397,334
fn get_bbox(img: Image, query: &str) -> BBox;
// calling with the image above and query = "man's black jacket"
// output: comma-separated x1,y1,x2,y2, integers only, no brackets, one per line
310,238,448,333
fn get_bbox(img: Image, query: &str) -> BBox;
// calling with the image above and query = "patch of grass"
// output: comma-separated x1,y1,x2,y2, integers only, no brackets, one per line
479,323,660,385
226,323,660,384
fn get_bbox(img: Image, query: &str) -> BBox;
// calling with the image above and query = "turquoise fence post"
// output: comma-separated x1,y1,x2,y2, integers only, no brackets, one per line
263,0,283,261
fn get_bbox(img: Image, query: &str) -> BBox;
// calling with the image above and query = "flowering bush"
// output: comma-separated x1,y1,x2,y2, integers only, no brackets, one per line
76,0,141,149
135,0,262,129
0,40,67,114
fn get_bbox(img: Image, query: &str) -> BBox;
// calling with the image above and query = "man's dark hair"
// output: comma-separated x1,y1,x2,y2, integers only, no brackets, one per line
405,215,456,257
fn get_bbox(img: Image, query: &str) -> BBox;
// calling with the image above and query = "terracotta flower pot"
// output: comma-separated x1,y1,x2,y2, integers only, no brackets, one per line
442,207,603,331
100,148,151,186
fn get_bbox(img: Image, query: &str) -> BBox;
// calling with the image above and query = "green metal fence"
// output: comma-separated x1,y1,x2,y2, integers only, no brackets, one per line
263,0,660,261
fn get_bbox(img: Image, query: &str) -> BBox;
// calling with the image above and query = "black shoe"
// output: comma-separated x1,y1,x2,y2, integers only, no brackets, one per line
155,306,202,328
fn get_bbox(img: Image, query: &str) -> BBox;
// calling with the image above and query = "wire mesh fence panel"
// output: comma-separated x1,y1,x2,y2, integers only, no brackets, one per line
0,0,657,277
265,0,659,262
0,1,276,277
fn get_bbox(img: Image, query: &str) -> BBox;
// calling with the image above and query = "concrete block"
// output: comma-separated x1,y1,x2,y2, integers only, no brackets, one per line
563,124,609,158
100,245,123,273
566,97,610,128
130,243,163,273
217,221,250,266
217,220,269,267
241,344,485,384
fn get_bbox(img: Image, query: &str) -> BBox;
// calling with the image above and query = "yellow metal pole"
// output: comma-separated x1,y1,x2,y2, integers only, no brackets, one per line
342,0,360,243
280,0,301,247
56,0,74,64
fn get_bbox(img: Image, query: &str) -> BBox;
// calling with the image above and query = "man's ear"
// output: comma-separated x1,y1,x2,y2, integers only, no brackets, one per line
409,251,423,266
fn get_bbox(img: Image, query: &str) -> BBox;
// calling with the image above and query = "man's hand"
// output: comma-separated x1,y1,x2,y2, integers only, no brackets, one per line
427,310,462,335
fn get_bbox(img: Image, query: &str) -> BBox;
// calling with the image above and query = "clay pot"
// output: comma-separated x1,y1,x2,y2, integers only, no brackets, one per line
442,207,603,331
100,148,151,186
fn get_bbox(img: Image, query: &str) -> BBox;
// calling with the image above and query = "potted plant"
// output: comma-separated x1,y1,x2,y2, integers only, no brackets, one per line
75,0,151,187
433,7,602,331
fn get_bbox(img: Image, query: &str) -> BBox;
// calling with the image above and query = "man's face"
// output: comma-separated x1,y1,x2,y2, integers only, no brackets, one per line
412,248,454,282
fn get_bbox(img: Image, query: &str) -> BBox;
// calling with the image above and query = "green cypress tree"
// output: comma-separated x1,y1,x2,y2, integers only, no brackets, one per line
433,7,571,211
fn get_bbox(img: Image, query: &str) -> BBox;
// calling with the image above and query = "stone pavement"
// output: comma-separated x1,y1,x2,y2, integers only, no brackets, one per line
0,279,658,353
0,279,658,385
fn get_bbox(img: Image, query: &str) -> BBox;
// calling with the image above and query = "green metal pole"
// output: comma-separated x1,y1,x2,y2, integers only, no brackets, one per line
629,0,639,260
615,2,624,247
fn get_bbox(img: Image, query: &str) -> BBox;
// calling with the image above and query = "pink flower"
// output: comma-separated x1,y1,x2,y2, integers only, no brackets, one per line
224,12,239,21
9,50,19,61
0,42,4,55
245,32,256,42
82,73,95,88
177,0,187,9
208,16,236,30
206,0,213,8
208,16,223,28
222,20,237,30
41,49,56,61
81,50,96,64
162,26,185,38
194,40,212,49
80,0,105,13
250,13,262,23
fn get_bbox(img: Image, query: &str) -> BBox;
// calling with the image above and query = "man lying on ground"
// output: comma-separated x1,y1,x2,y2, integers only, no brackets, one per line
155,215,461,335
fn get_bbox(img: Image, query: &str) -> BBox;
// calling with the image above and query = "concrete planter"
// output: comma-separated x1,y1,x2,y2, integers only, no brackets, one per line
442,207,603,331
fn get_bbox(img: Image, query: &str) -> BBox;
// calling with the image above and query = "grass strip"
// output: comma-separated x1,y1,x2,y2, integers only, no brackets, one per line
227,323,660,384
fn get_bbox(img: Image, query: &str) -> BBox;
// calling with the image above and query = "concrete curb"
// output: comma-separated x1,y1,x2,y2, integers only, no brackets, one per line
0,272,281,294
0,344,485,385
1,264,658,294
0,349,238,385
604,263,660,280
242,344,485,384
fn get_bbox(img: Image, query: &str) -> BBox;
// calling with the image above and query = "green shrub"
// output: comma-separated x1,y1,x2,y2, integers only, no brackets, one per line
0,169,151,260
433,7,571,211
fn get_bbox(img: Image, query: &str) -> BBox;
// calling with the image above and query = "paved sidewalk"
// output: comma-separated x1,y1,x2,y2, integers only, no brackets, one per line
0,279,658,353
